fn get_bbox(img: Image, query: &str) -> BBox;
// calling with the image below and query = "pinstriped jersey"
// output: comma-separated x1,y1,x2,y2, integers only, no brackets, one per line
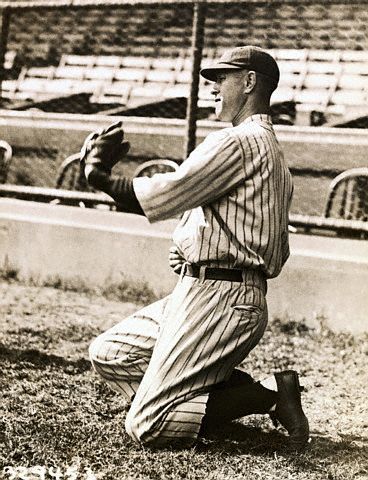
133,114,293,278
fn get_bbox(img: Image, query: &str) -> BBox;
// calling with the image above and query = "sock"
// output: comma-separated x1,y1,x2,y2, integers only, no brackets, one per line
260,375,277,411
260,375,277,392
200,369,277,435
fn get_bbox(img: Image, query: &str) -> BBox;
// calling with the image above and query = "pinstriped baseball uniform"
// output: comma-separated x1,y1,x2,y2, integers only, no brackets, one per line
133,114,292,277
89,113,293,447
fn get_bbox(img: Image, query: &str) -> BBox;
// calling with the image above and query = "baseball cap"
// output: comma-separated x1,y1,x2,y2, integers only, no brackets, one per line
200,45,280,85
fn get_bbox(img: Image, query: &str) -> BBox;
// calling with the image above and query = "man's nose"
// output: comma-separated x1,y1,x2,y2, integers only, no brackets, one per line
211,85,219,96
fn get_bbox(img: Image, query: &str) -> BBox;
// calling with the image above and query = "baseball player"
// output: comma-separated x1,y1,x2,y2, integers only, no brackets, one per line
83,46,309,449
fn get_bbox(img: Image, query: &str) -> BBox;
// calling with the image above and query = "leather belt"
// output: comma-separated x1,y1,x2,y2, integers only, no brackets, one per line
183,264,244,282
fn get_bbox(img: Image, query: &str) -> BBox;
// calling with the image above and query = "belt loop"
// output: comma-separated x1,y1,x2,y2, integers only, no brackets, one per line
179,261,190,282
241,269,249,284
199,266,207,283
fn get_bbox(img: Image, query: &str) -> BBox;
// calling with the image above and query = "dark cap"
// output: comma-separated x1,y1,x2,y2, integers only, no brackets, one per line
200,45,280,85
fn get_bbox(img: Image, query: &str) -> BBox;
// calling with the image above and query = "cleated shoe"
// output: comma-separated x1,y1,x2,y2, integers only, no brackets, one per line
270,370,310,448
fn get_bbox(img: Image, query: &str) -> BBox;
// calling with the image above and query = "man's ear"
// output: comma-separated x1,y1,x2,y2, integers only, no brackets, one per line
243,71,257,93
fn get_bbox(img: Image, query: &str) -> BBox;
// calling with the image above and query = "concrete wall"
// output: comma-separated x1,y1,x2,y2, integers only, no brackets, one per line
0,198,367,334
1,110,368,168
0,198,178,296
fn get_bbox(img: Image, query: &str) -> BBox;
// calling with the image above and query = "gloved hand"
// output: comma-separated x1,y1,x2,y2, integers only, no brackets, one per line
80,121,130,179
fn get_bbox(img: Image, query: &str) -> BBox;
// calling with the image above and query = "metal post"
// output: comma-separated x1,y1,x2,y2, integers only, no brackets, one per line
183,1,206,159
0,7,11,101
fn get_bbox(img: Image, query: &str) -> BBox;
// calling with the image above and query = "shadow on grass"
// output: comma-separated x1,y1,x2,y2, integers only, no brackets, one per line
196,421,367,463
0,343,91,373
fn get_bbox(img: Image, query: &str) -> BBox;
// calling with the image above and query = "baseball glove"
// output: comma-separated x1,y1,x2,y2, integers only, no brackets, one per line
80,121,130,175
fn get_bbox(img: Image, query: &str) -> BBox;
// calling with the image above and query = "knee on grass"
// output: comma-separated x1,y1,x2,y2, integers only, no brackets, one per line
124,404,198,449
124,412,196,449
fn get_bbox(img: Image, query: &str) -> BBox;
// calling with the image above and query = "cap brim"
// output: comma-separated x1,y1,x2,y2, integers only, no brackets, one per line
200,64,244,82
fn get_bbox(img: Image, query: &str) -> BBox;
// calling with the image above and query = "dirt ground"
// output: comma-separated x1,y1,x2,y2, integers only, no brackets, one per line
1,279,367,480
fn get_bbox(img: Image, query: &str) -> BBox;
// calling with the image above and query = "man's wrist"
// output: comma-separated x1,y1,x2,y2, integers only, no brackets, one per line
84,164,112,192
84,163,111,182
84,164,96,181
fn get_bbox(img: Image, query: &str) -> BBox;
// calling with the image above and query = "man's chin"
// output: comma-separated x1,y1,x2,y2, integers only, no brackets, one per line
215,104,234,122
215,108,228,122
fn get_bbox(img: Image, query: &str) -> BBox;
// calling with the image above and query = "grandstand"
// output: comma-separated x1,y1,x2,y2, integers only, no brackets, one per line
0,1,367,127
5,3,368,62
2,49,368,124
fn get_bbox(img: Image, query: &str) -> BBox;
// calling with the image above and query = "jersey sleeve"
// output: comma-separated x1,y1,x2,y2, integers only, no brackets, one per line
133,130,245,222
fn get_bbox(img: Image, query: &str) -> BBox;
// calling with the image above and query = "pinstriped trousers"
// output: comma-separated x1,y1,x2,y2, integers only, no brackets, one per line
89,270,268,448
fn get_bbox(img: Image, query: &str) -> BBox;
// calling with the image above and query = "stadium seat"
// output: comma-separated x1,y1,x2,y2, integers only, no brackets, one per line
62,33,85,45
84,66,116,81
145,70,176,84
133,159,179,178
223,17,246,28
121,56,152,69
163,84,190,99
307,49,341,62
131,82,165,96
95,55,123,68
17,78,47,94
75,79,105,94
183,57,193,71
271,87,295,104
43,79,77,95
54,66,86,79
278,61,307,74
91,81,131,104
337,74,368,91
114,68,146,83
340,51,368,63
59,54,96,67
303,73,337,90
175,70,192,84
0,140,12,183
151,58,181,72
1,80,18,99
55,152,89,192
294,88,331,106
307,61,342,75
26,66,56,79
330,90,367,106
280,72,304,89
129,83,166,106
324,168,368,221
274,49,308,61
341,62,368,75
277,5,299,20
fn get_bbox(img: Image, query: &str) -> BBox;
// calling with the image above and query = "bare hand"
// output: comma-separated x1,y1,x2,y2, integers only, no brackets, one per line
169,246,185,273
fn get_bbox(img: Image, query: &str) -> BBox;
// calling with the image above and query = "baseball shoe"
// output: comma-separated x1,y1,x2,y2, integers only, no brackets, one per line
270,370,310,449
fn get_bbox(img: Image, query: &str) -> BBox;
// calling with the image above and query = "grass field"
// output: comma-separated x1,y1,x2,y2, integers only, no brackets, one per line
1,276,367,480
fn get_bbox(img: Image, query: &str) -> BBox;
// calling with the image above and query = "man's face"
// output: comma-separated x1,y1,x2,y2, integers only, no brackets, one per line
211,70,247,122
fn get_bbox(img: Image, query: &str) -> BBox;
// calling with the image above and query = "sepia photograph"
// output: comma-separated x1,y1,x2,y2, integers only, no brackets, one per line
0,0,367,478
